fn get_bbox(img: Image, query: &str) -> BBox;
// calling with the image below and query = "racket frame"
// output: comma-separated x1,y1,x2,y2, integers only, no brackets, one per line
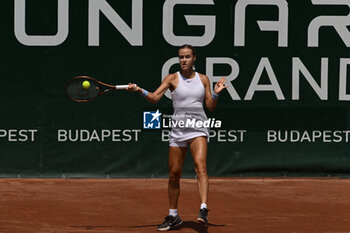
65,76,129,102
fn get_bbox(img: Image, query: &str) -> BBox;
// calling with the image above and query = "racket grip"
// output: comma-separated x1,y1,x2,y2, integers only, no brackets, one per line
115,84,137,90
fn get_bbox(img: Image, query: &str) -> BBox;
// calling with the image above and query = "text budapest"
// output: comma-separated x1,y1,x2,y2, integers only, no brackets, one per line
267,130,350,143
58,129,141,142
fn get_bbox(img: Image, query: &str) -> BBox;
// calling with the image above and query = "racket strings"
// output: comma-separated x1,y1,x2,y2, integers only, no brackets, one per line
66,78,100,101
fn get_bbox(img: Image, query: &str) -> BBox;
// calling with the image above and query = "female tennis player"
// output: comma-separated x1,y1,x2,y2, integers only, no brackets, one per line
127,44,227,231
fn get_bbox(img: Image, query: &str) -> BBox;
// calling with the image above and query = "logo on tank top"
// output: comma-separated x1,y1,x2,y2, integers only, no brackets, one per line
143,110,162,129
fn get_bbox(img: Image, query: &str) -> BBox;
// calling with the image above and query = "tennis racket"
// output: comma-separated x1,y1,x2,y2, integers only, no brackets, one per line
65,76,135,102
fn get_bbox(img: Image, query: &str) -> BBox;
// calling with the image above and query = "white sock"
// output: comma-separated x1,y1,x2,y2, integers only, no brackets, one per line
169,209,178,217
200,203,207,209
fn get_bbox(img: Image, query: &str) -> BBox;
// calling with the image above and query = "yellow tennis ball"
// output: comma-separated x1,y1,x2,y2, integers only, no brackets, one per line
82,80,90,89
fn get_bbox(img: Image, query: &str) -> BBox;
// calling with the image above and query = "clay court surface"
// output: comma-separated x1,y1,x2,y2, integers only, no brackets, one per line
0,178,350,233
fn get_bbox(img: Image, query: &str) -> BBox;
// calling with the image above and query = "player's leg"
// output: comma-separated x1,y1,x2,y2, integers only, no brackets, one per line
189,136,209,223
168,145,187,209
157,145,187,231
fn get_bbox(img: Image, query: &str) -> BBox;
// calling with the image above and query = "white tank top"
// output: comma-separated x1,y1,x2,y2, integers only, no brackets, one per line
169,72,209,142
171,72,205,110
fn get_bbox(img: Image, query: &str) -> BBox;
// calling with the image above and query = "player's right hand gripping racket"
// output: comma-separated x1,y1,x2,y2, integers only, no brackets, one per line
65,76,136,102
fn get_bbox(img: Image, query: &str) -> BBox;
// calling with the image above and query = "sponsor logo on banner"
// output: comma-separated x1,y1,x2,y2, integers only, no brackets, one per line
143,109,223,130
143,110,162,129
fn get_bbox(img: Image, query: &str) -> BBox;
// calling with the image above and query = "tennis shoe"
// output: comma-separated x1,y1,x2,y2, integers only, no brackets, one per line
197,208,209,223
157,215,183,231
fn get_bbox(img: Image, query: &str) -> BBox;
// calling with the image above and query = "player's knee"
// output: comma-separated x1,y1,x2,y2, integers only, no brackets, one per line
168,172,181,183
195,166,207,178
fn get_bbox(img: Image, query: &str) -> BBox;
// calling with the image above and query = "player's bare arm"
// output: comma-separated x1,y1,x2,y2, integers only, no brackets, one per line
199,74,227,111
127,73,178,104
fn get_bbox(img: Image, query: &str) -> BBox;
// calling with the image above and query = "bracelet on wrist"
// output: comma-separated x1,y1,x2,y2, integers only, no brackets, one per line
212,92,219,100
140,89,149,98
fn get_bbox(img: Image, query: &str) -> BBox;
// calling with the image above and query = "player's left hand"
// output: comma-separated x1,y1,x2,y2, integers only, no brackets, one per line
213,77,228,94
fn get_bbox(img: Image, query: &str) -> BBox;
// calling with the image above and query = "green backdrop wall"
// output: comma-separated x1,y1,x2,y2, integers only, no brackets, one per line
1,0,350,177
